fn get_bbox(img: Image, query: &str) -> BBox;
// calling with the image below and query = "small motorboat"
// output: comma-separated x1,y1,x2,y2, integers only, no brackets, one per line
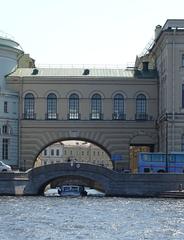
57,185,87,197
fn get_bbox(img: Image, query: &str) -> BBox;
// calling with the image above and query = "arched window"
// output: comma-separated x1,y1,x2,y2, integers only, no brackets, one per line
47,93,57,119
91,94,102,120
181,135,184,151
113,94,125,120
69,94,80,119
24,93,35,119
136,94,147,120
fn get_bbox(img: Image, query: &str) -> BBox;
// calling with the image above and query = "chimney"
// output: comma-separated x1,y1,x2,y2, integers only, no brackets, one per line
155,25,162,40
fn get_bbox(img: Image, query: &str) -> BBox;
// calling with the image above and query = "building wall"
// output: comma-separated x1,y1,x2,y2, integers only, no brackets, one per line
7,75,158,121
0,35,23,167
6,73,158,170
150,20,184,153
0,92,19,166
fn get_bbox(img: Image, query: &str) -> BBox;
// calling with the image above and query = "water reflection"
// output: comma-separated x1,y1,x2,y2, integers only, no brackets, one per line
0,197,184,240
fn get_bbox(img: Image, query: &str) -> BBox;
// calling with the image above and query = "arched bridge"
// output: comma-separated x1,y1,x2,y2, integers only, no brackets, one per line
24,163,118,195
1,163,184,197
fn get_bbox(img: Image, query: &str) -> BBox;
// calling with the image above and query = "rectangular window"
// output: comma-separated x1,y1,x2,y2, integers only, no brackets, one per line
56,149,59,156
13,102,17,114
2,138,9,160
51,149,54,156
69,95,79,120
182,85,184,108
2,125,8,134
91,95,102,120
4,102,8,113
182,54,184,67
44,149,47,156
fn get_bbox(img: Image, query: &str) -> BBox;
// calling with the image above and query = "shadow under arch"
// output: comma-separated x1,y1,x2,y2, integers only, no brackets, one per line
24,163,115,196
33,137,112,168
39,175,105,195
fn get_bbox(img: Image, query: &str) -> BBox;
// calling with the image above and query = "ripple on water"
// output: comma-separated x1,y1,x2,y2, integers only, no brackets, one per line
0,197,184,240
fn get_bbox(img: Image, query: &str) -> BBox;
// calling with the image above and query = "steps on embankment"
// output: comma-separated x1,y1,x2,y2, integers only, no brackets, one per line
158,191,184,198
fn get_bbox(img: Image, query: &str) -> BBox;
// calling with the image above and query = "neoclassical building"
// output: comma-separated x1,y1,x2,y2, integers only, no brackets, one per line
4,19,184,171
0,35,23,167
6,63,158,171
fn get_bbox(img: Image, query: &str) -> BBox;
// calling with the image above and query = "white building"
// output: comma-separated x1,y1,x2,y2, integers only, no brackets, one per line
0,33,23,166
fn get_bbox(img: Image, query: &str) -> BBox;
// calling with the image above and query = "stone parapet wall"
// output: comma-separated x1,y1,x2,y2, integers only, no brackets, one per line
0,164,184,197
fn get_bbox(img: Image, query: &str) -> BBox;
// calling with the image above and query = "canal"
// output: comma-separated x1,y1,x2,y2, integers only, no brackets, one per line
0,196,184,240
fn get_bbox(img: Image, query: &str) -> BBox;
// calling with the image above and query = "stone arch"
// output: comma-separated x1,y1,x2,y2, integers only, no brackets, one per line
89,90,105,99
24,163,115,195
23,90,38,98
43,90,61,98
33,136,112,168
133,90,150,99
111,90,127,99
20,124,117,170
66,90,83,99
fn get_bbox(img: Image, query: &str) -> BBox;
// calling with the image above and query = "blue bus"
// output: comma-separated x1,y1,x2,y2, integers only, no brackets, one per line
138,152,184,173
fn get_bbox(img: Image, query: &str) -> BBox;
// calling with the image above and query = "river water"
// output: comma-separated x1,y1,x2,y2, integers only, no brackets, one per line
0,196,184,240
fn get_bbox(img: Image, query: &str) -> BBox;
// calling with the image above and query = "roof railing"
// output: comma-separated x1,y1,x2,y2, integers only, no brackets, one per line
36,63,132,69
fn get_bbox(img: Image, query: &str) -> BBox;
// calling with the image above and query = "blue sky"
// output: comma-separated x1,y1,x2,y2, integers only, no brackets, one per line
1,0,184,66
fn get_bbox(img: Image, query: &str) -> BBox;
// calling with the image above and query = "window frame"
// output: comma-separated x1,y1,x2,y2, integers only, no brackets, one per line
24,93,35,119
4,101,8,113
91,94,102,120
2,138,9,160
68,93,80,120
113,94,125,120
47,93,57,120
